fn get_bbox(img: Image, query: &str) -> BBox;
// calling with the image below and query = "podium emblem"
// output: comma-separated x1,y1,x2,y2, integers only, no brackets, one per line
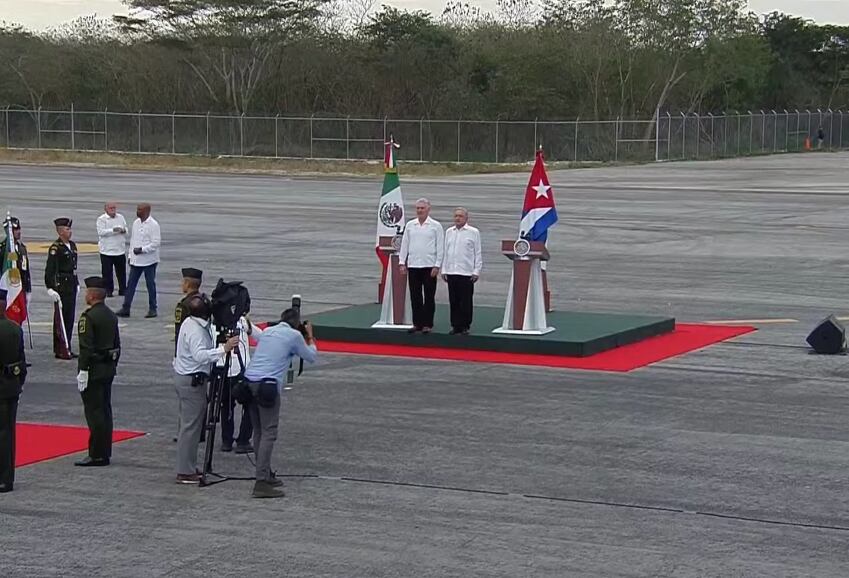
513,238,531,257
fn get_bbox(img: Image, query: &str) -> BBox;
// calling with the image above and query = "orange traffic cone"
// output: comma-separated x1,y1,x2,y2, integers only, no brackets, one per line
804,136,812,150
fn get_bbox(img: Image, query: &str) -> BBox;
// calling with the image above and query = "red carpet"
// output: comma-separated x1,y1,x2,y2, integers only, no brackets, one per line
315,323,755,372
15,423,145,467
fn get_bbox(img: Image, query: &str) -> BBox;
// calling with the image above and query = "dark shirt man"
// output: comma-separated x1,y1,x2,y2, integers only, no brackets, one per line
45,217,78,359
0,288,26,492
75,277,121,467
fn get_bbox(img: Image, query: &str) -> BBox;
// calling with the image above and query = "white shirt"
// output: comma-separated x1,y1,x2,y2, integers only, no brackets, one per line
443,224,483,277
128,216,161,266
173,317,226,376
96,213,128,256
216,317,264,377
399,216,444,268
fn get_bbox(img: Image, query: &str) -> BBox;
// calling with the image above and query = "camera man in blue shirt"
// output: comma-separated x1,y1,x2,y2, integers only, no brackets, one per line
243,307,317,498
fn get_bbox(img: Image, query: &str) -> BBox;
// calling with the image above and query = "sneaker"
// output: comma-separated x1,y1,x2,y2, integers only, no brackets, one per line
252,480,285,498
234,444,253,454
176,473,200,484
265,477,284,488
116,309,130,318
145,310,158,318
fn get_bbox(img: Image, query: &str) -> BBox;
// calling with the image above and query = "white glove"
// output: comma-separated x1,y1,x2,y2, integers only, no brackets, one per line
77,370,89,393
47,288,60,303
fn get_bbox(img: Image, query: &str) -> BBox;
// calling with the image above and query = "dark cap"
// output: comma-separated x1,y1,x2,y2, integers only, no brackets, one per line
84,276,105,289
181,267,203,281
54,217,73,228
3,216,20,230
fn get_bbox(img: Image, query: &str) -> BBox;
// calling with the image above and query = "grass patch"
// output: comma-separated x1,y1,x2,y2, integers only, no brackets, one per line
0,148,605,177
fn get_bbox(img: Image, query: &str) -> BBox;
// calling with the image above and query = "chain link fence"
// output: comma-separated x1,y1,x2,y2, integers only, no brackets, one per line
1,106,845,164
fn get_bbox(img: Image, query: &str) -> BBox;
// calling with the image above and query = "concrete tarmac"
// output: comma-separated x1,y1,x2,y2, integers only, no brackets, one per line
2,153,849,576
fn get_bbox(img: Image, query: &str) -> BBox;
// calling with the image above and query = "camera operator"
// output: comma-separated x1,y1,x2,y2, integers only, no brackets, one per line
218,314,262,454
243,307,317,498
172,294,238,485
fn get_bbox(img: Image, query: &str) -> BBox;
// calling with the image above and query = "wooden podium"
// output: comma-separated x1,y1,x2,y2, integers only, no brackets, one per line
372,234,412,328
493,239,555,335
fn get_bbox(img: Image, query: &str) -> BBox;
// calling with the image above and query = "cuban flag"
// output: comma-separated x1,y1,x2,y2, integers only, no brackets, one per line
519,148,558,241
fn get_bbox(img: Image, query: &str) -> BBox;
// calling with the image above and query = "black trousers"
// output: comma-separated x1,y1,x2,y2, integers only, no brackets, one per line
0,396,18,488
81,376,114,460
408,267,437,329
100,254,127,296
220,376,253,447
53,289,76,355
447,275,475,331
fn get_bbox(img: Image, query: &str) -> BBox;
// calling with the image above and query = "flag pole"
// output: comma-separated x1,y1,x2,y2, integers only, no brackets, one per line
25,298,33,349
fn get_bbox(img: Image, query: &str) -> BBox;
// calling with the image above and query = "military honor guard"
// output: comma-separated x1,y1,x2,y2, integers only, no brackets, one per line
0,215,32,301
45,217,79,359
174,268,203,354
0,288,27,492
75,277,121,467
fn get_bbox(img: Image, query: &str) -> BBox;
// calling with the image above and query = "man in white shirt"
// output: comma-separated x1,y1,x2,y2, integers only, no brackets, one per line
399,198,444,333
96,202,128,298
172,294,238,484
218,315,262,454
117,203,161,319
442,207,483,335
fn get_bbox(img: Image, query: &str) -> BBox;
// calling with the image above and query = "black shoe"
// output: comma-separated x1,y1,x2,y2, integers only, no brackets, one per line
220,444,233,453
449,328,458,335
235,444,253,454
69,352,79,359
252,480,285,498
0,483,12,493
145,310,158,318
116,309,130,318
407,326,421,334
74,457,110,467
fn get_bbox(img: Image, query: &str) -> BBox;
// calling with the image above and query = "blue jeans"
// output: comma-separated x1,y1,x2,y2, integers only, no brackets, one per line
122,263,158,312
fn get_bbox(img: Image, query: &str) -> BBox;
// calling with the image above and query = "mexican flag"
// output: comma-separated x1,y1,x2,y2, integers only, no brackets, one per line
375,136,405,298
0,213,26,325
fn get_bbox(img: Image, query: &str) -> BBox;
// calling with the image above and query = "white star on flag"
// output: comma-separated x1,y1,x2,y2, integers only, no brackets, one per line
533,179,550,199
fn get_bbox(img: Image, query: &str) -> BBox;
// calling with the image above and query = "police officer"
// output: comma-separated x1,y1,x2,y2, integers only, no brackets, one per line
0,288,27,492
174,268,202,354
45,217,78,359
0,216,32,297
75,276,121,467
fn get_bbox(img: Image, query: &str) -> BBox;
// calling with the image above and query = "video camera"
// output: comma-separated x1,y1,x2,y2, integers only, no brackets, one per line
289,294,310,339
211,278,251,337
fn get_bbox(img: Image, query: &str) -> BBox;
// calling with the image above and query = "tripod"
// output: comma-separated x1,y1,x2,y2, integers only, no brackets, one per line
199,328,248,487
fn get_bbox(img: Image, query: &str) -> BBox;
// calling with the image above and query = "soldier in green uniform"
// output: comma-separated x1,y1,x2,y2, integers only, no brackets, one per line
0,288,27,492
75,276,121,467
45,217,78,359
0,216,32,297
174,268,203,355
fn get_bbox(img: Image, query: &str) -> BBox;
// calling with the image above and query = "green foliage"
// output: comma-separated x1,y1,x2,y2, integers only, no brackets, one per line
0,1,847,119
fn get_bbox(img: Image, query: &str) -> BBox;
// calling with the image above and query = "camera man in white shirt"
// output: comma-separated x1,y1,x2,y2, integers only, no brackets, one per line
96,202,128,298
172,294,238,485
398,198,444,333
442,207,482,335
218,315,263,454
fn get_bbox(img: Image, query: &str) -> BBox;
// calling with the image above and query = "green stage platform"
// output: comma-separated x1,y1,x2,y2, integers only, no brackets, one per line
310,304,675,357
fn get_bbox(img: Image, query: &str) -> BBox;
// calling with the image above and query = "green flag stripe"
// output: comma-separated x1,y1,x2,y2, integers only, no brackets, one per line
381,171,400,196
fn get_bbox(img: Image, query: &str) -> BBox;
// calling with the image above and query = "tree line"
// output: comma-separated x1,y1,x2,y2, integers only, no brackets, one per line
0,0,847,121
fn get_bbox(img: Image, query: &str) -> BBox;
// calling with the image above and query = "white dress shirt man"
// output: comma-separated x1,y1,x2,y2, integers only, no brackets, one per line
117,203,161,318
96,202,128,298
442,208,483,335
398,198,444,333
172,296,238,484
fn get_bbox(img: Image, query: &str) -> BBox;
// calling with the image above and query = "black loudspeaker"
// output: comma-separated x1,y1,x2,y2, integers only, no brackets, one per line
806,315,846,354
